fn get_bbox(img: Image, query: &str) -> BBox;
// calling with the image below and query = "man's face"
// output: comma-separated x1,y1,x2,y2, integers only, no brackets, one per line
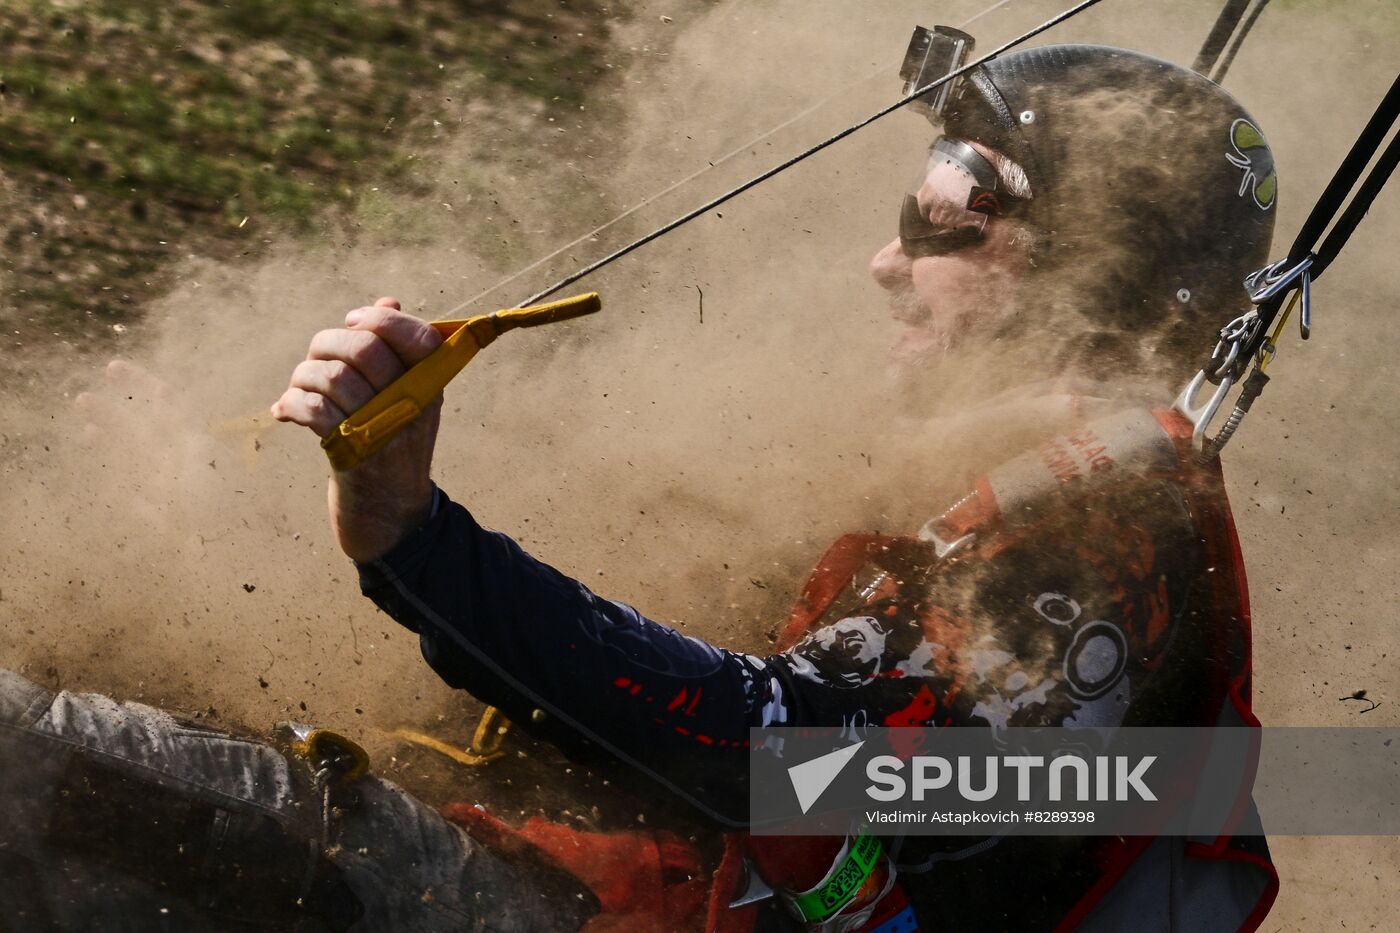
869,140,1032,367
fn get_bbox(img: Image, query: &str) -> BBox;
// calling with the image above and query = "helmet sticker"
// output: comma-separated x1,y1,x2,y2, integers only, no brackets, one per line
1226,118,1277,211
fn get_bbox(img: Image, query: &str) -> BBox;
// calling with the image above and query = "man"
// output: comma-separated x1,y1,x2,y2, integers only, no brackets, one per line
273,37,1281,931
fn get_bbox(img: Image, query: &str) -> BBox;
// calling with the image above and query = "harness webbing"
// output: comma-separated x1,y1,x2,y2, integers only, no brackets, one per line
1245,71,1400,360
1296,74,1400,281
1185,69,1400,455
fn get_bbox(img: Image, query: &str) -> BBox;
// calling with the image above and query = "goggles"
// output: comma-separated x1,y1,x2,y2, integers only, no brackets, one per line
899,136,1028,258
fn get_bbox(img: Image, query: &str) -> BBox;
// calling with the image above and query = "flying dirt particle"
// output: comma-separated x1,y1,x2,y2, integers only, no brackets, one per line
242,583,256,592
1339,690,1380,713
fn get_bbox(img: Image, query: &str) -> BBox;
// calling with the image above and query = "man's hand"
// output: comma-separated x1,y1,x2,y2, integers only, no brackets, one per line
271,297,444,563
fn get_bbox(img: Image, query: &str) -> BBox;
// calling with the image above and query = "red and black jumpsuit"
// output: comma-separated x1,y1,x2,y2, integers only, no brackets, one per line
358,405,1278,931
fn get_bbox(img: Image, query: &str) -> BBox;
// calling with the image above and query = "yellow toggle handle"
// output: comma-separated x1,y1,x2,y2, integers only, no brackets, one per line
321,292,601,471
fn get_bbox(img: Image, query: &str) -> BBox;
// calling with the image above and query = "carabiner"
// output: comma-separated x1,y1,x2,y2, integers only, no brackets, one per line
1245,254,1314,341
1173,367,1236,449
1245,254,1313,303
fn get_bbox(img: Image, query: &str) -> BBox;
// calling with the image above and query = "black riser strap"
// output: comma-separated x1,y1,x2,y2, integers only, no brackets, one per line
1194,0,1253,75
1289,72,1400,266
1312,126,1400,280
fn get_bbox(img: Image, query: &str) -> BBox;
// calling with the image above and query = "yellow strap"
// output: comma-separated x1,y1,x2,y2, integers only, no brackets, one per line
387,706,512,767
470,705,512,759
321,292,601,470
1258,289,1301,372
390,727,506,767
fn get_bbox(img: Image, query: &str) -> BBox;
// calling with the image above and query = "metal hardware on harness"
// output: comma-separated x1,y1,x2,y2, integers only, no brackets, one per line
1245,254,1313,339
1209,310,1261,382
728,858,777,909
1174,367,1236,450
1174,309,1257,447
1180,71,1399,457
1203,367,1270,459
1180,252,1316,452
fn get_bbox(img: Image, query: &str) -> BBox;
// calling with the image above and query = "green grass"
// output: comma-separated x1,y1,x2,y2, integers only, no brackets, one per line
0,0,618,346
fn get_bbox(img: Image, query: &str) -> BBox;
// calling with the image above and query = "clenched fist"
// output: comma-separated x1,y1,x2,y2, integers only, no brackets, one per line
272,297,444,562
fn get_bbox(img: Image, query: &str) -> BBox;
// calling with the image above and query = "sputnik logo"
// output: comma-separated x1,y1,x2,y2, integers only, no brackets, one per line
787,741,865,814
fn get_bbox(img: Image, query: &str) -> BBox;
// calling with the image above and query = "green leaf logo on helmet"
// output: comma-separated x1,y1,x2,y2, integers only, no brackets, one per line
1226,118,1277,211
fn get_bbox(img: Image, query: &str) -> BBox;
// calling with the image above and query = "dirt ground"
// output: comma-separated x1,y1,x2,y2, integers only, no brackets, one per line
2,0,1396,928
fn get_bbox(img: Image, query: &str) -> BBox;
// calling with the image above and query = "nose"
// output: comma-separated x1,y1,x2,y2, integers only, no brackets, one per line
869,238,912,291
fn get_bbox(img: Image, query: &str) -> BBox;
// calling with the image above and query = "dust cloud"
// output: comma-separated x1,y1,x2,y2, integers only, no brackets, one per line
1,0,1397,924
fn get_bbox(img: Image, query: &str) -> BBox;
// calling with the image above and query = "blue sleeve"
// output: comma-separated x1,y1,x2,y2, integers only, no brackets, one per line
356,488,792,826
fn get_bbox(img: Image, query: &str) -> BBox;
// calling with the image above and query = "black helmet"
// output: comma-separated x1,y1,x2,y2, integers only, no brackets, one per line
914,39,1278,370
